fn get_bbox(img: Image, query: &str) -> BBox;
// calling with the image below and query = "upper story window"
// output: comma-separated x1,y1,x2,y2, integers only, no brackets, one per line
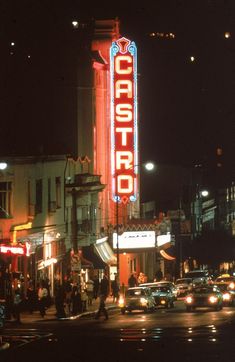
56,177,61,208
35,179,43,214
0,182,12,218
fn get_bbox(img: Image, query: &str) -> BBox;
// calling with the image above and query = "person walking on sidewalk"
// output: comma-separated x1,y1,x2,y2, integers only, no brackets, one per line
12,288,22,324
55,284,66,318
111,275,119,303
86,278,94,306
38,281,48,317
95,294,108,320
100,274,109,301
93,275,100,300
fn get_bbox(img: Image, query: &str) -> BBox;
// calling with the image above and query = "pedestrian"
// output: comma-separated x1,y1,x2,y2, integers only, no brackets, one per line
86,278,94,306
111,275,119,303
55,284,66,318
38,281,48,317
128,273,138,288
138,272,145,284
71,284,82,315
93,275,100,300
100,274,109,300
64,279,72,316
95,294,108,320
81,289,88,312
26,282,37,314
13,288,22,324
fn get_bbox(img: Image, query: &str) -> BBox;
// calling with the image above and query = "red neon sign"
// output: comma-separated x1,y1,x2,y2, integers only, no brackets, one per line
110,37,138,203
0,242,30,256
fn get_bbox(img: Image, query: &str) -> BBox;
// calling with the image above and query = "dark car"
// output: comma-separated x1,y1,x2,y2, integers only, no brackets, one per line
185,285,223,312
118,287,155,314
148,285,175,308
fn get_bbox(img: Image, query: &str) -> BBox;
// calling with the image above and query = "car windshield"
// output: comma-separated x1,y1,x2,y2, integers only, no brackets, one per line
193,287,216,294
216,277,235,282
150,286,170,293
126,289,146,297
213,284,228,292
176,279,191,285
185,272,207,278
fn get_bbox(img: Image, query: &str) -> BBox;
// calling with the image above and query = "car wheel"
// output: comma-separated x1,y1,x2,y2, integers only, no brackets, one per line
170,301,174,308
121,309,125,315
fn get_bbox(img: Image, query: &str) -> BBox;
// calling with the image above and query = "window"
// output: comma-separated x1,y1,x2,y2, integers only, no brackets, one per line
0,182,12,217
35,179,42,214
56,177,61,208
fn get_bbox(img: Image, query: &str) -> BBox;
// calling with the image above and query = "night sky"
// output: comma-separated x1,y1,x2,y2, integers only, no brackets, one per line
1,0,234,209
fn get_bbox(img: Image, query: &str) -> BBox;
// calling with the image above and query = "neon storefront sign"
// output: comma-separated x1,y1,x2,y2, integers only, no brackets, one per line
110,37,138,204
0,242,30,256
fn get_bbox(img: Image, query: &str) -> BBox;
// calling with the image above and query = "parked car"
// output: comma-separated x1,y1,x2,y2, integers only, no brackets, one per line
118,287,155,314
185,285,223,312
175,278,193,297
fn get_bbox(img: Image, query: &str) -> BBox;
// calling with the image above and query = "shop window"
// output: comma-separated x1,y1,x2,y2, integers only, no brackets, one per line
35,179,42,214
0,181,12,217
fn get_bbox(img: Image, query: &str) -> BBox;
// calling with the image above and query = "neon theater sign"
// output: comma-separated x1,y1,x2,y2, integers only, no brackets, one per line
110,37,138,204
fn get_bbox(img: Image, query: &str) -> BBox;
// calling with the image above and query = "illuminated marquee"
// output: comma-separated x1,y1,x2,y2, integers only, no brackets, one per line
110,37,138,203
0,242,30,256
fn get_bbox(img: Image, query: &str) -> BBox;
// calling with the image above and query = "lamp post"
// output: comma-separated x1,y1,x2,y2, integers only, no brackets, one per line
114,162,155,284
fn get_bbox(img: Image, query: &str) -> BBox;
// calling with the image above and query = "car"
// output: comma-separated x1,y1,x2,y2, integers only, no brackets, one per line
147,284,175,308
175,278,193,297
214,274,235,290
184,270,210,286
185,285,223,312
140,281,178,300
118,287,156,314
212,282,235,306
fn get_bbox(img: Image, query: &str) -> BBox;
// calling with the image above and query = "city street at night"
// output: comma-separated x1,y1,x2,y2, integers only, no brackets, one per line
1,301,235,361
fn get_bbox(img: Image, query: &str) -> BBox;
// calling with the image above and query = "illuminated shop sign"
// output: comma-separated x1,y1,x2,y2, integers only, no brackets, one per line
0,242,30,256
110,37,138,204
113,231,155,249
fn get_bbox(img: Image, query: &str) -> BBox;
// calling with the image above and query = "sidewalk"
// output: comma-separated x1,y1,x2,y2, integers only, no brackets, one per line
7,296,119,324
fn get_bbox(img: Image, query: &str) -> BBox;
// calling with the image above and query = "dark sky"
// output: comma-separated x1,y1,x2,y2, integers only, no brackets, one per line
1,0,234,175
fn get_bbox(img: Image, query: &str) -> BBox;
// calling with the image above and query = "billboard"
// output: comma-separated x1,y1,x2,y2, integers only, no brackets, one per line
110,37,138,204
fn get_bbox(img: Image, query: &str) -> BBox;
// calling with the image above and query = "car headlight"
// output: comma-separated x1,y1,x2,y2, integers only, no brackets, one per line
209,296,218,304
229,282,235,290
223,293,231,301
118,296,125,307
140,297,148,306
186,296,193,304
160,299,166,305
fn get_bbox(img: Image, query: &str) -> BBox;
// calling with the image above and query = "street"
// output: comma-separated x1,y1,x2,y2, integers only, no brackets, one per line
1,300,235,361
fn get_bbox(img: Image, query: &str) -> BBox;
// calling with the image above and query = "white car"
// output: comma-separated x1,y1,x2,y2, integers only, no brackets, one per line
175,278,193,297
140,281,178,300
118,287,155,314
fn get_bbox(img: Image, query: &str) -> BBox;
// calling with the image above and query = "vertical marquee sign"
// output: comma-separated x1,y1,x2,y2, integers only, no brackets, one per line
110,37,138,204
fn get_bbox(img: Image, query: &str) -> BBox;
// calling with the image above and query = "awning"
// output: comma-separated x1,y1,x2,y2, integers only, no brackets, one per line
94,241,117,265
82,246,106,269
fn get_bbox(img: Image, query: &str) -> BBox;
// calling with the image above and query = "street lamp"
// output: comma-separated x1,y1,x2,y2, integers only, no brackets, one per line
114,162,155,283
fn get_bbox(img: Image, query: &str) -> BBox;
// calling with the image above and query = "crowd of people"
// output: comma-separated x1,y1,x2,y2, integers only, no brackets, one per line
4,270,162,323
